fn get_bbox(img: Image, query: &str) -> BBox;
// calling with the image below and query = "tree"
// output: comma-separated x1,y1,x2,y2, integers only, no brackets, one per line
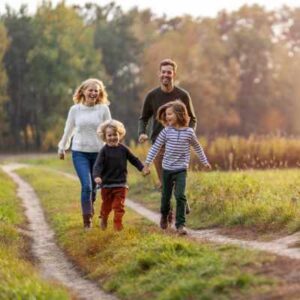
269,7,300,134
222,5,276,135
141,15,240,136
0,21,8,149
2,6,35,149
87,3,143,140
23,1,106,149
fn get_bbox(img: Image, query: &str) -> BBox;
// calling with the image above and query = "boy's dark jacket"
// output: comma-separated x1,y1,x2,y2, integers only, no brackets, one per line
93,143,144,185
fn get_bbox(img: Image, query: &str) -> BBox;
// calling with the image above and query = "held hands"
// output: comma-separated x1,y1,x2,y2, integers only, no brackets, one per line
139,134,149,144
142,165,150,176
204,163,212,171
94,177,102,184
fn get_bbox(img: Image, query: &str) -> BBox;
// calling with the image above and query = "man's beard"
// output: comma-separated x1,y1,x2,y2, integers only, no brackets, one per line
162,78,171,86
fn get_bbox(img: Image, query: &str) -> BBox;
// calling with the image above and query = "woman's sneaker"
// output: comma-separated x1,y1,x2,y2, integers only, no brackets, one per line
176,226,187,235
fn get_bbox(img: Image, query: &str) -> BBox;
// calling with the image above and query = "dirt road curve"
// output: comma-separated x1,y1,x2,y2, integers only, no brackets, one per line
2,164,118,300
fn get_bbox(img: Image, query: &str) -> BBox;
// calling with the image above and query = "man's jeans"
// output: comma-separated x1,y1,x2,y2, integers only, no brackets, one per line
72,150,98,215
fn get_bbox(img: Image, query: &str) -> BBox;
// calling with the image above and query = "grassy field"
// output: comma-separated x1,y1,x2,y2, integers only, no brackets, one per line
14,166,289,300
0,169,71,299
18,154,300,236
129,168,300,235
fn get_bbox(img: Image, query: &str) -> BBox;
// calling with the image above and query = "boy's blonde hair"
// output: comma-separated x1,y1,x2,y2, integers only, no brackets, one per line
97,119,126,142
157,99,190,127
73,78,110,105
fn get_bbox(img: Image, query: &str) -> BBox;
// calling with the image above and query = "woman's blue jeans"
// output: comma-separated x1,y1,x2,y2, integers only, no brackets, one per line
72,150,98,215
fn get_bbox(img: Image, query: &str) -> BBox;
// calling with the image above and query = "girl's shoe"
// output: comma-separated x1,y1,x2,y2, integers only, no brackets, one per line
176,226,187,235
160,215,168,229
167,209,173,225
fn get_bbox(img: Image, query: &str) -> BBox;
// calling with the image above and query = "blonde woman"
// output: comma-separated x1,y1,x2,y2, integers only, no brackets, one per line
58,78,111,229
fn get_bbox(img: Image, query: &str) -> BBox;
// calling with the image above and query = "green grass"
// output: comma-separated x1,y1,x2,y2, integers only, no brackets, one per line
19,155,300,234
128,168,300,233
15,166,283,300
18,153,75,174
0,169,70,299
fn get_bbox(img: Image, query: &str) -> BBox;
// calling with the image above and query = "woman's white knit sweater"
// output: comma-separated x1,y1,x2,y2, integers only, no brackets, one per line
58,103,111,153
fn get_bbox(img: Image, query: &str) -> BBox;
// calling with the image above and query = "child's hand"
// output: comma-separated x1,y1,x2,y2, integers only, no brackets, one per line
142,165,150,176
204,163,212,170
139,134,149,144
94,177,102,184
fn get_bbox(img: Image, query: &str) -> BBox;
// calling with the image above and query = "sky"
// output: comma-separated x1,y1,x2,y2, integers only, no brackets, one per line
0,0,299,17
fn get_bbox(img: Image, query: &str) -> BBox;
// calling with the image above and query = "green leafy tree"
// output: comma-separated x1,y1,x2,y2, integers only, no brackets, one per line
24,2,106,149
2,6,34,149
0,21,8,148
87,3,143,140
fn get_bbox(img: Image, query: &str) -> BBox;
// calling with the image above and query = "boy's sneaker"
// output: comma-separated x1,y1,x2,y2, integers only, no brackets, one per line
176,226,187,235
160,215,168,229
186,201,191,214
100,218,107,230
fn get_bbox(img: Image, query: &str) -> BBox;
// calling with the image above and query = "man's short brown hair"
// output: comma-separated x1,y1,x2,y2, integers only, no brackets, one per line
159,58,177,72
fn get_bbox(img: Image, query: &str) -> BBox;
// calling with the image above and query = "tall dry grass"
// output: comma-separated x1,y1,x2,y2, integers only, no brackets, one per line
130,135,300,170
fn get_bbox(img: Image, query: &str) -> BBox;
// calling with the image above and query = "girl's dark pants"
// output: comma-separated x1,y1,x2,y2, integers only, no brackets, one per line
161,169,187,228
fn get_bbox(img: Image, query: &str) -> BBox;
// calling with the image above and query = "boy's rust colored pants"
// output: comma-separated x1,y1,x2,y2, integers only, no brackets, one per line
100,187,127,230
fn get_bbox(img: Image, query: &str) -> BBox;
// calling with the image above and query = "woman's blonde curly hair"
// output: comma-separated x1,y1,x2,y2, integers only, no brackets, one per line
97,119,126,142
73,78,110,105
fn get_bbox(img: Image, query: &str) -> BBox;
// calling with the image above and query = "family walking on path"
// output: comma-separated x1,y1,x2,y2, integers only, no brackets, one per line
58,59,210,235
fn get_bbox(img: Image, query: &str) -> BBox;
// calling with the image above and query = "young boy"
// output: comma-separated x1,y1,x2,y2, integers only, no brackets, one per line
93,119,149,231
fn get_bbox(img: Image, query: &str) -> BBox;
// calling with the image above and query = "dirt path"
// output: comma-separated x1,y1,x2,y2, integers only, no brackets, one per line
125,198,300,259
2,164,118,300
52,167,300,260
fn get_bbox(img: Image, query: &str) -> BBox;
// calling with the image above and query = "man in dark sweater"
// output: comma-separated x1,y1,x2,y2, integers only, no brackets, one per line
138,59,197,216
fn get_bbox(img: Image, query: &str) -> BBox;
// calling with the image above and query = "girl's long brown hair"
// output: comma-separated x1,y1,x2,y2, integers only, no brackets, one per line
157,100,190,127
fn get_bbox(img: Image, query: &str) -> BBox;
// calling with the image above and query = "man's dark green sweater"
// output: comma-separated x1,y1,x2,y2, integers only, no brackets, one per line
138,86,197,143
